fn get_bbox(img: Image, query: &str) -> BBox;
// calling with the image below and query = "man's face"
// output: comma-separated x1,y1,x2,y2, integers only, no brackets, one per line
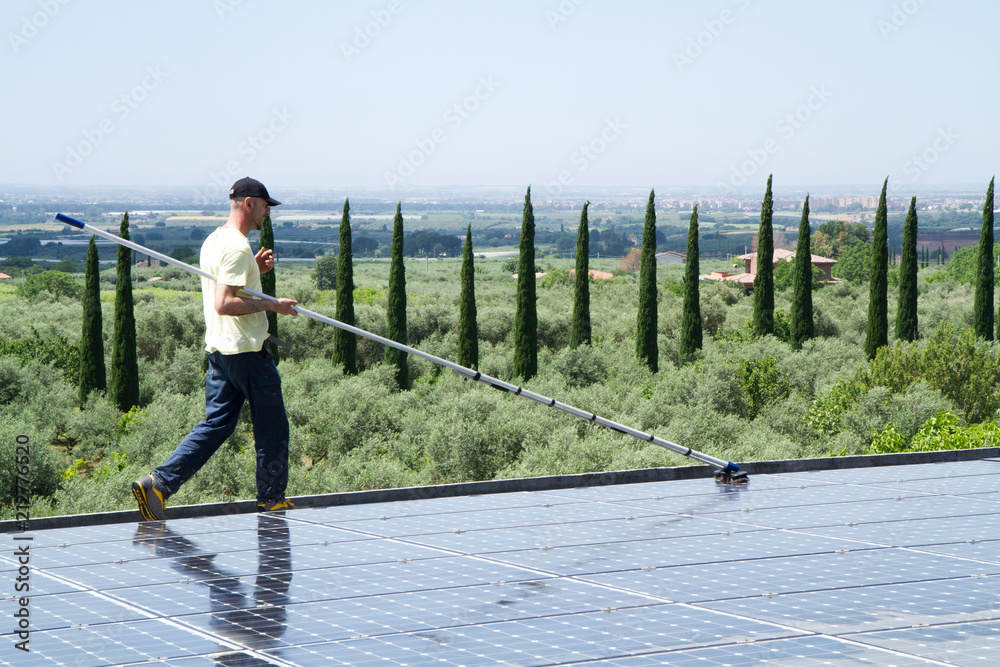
249,197,270,230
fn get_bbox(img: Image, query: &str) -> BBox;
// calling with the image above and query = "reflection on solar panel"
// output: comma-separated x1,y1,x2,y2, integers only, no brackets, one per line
2,459,998,665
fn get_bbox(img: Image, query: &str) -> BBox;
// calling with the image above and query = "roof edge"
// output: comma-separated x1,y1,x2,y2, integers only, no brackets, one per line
4,447,997,532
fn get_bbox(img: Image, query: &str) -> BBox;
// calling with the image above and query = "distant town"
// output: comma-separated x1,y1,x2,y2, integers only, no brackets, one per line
0,182,992,218
1,183,994,268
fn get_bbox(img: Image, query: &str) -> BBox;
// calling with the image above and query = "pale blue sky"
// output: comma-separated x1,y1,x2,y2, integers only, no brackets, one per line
2,0,995,195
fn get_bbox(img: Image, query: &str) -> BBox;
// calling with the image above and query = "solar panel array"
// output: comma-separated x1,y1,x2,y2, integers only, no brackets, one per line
2,459,998,665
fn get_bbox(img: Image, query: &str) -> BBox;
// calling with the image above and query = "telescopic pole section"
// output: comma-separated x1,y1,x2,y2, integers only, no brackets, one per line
56,213,746,482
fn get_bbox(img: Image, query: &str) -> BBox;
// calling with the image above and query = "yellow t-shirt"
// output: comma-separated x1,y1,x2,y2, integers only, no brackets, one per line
200,227,268,354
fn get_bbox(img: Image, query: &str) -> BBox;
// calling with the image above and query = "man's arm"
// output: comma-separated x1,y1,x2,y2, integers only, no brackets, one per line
214,283,298,316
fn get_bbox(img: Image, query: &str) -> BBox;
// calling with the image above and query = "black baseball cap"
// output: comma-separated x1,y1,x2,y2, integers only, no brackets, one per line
229,177,281,206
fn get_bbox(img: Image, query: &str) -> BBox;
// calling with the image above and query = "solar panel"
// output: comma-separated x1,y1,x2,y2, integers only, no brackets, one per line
3,459,998,665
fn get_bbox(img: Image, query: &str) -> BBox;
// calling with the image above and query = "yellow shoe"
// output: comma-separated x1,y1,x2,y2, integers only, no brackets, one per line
256,498,295,512
132,474,167,521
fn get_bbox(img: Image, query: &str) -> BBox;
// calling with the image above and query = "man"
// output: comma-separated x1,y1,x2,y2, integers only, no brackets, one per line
132,177,299,521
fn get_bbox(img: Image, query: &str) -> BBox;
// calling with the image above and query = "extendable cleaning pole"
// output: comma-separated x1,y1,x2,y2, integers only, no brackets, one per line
56,213,747,483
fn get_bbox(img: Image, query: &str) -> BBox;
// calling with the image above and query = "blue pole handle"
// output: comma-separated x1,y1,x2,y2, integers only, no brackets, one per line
55,213,85,229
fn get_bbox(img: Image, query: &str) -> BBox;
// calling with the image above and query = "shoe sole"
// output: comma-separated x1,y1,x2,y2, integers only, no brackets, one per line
132,481,165,521
257,503,295,512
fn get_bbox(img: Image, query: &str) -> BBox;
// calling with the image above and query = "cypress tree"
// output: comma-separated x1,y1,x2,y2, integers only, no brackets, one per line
79,237,106,405
975,177,995,340
636,189,658,371
679,204,702,357
458,223,479,369
332,198,357,374
865,178,889,360
513,186,538,380
895,196,919,342
789,195,814,349
260,213,279,364
752,175,775,337
386,202,410,389
569,202,591,349
110,212,139,412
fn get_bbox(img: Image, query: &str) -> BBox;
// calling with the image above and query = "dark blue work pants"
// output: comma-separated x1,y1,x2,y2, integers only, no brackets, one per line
155,346,289,503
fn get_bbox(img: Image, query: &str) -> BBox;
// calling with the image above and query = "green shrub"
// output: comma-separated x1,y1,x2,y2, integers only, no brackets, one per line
839,383,951,450
808,323,1000,433
0,416,63,517
868,323,1000,423
700,296,727,338
735,355,790,420
313,254,337,290
536,310,570,349
285,363,402,464
550,345,610,388
870,410,1000,454
807,375,866,435
353,285,384,305
538,267,572,288
663,278,685,298
18,270,83,300
478,306,514,346
0,335,80,386
498,425,620,478
421,384,551,483
135,298,203,361
321,441,421,492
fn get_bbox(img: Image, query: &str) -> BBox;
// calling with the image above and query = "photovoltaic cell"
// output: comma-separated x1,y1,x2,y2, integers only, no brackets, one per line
610,482,932,517
700,575,1000,634
324,501,670,538
705,494,999,529
290,490,554,524
534,473,833,503
846,619,1000,666
916,538,1000,565
573,635,939,666
798,512,998,547
0,590,150,631
580,547,1000,602
782,459,1000,483
860,473,1000,496
400,515,766,554
4,459,998,666
483,529,871,576
265,604,798,666
5,619,236,666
